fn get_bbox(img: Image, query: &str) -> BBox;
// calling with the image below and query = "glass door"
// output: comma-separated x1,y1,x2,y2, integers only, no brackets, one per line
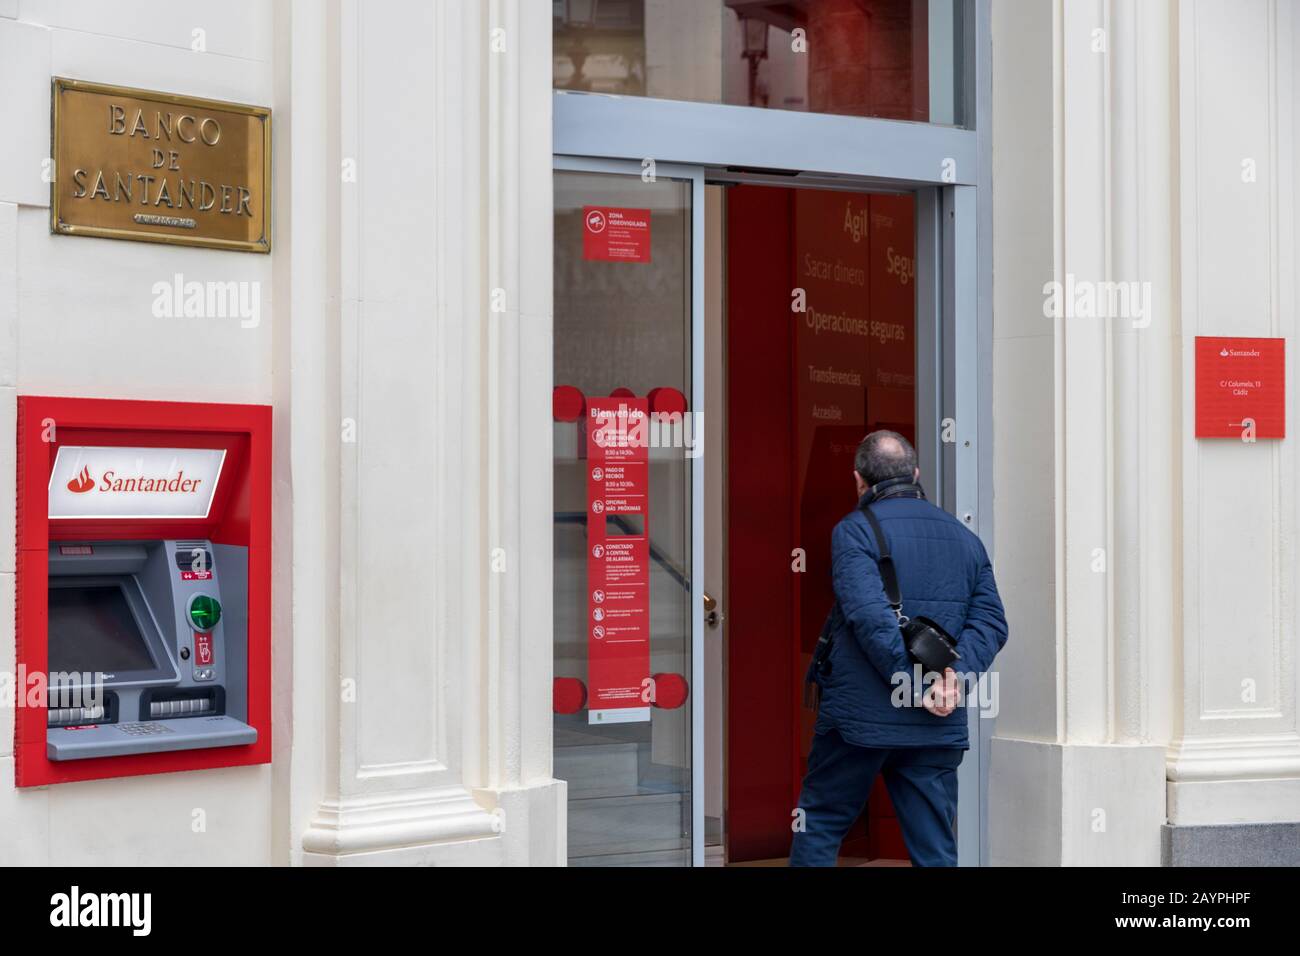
552,160,704,866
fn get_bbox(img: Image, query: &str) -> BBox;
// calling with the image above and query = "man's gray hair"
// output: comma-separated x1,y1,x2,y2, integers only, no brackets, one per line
854,430,918,486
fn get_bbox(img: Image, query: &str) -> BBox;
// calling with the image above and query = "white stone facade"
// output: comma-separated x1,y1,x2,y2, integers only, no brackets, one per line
0,0,1296,866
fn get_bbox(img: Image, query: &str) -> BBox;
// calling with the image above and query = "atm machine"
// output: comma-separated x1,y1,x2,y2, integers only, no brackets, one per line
14,395,271,787
45,538,257,759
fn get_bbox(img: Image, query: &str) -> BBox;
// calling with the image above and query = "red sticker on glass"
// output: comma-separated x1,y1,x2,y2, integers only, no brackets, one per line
585,398,652,723
582,206,651,263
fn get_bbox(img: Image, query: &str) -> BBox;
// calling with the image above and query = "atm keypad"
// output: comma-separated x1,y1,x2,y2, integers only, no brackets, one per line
118,722,175,736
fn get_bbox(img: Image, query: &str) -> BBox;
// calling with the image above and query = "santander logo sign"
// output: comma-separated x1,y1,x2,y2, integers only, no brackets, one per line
67,466,95,494
64,463,205,495
49,446,226,520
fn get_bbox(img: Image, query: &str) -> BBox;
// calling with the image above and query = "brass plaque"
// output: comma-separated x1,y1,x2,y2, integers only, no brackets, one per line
51,78,271,252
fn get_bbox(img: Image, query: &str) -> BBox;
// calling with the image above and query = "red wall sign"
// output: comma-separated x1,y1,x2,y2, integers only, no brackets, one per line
585,398,652,723
582,206,651,263
1195,336,1285,439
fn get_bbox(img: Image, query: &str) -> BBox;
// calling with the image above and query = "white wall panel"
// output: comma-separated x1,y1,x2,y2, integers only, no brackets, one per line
346,0,445,782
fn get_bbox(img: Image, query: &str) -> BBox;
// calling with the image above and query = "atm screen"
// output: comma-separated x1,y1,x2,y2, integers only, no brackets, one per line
48,585,156,674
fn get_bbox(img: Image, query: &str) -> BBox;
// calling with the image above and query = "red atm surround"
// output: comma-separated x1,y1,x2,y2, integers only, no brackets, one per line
14,395,272,786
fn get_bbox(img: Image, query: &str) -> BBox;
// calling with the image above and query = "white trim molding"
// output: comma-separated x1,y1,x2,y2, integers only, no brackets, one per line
1167,733,1300,782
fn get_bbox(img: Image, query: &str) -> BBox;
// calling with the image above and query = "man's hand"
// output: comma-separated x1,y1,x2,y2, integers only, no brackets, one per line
922,668,961,717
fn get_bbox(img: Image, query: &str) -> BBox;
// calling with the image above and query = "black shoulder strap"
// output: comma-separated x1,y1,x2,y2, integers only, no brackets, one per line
860,503,903,615
805,507,905,710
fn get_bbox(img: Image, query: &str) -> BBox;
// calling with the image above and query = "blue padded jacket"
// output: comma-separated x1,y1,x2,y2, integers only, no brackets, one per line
811,485,1009,749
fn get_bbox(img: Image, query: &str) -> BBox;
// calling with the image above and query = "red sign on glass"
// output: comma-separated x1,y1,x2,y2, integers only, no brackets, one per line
586,398,652,723
1195,336,1285,439
582,206,651,263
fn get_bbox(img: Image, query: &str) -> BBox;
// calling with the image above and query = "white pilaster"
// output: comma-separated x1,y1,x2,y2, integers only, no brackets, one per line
287,0,562,866
471,0,567,862
992,0,1300,864
1166,0,1300,825
989,0,1174,866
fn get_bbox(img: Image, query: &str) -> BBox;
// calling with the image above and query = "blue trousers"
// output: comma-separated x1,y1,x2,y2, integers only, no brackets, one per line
789,729,962,867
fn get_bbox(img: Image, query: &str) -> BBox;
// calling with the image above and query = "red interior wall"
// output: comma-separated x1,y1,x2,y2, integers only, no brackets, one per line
727,185,916,863
726,185,796,862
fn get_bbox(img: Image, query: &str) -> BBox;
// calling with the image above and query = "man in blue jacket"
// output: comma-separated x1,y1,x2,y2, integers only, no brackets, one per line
789,430,1008,867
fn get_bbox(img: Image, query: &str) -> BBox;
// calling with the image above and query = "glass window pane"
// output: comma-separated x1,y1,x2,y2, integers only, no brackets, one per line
553,0,967,126
553,170,695,866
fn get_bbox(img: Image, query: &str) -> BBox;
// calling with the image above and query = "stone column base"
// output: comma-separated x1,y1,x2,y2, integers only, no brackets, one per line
989,736,1167,865
300,786,502,867
1162,822,1300,866
299,780,565,867
473,779,567,867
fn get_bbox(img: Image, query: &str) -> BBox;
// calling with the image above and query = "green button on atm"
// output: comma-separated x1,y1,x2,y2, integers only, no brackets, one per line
188,594,222,631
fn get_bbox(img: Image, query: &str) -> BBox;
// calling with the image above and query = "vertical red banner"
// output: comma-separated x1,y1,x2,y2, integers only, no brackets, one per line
586,398,652,723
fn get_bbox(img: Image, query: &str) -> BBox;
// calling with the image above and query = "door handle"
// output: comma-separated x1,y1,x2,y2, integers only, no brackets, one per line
703,592,723,630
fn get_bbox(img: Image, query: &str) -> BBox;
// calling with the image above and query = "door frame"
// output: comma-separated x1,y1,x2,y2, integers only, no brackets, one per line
553,0,993,867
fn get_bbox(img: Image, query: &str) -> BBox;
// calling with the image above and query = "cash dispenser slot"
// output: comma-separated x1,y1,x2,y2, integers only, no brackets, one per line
141,687,222,720
47,691,119,727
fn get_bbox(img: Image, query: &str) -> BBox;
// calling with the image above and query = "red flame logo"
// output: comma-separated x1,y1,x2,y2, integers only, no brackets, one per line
66,466,94,494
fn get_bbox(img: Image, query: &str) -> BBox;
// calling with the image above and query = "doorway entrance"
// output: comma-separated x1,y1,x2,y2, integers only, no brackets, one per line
550,158,983,865
713,183,919,864
549,0,990,863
